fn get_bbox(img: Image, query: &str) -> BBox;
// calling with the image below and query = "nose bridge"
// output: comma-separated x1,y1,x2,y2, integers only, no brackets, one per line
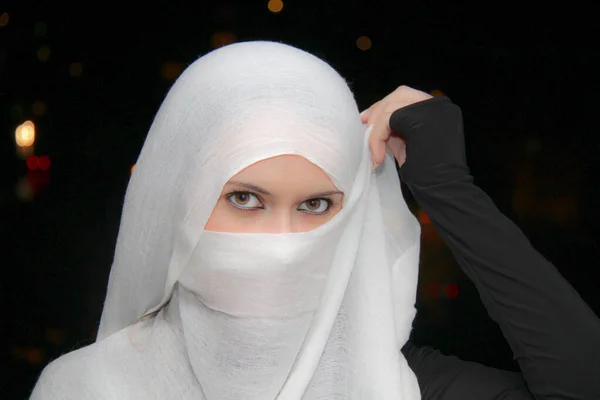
273,207,293,233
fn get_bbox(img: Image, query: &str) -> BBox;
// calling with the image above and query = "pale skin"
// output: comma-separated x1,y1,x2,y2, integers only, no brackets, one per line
204,85,433,233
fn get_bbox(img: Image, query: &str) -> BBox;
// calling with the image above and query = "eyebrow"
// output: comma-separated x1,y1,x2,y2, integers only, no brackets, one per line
226,180,344,198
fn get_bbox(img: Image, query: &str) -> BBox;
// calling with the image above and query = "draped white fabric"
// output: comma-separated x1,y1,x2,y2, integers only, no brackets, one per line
31,41,422,399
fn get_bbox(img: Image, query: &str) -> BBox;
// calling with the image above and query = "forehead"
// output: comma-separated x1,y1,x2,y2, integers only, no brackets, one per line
226,155,339,191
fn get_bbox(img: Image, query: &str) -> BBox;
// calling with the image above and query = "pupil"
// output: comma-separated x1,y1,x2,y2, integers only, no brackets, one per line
308,199,320,210
237,193,248,204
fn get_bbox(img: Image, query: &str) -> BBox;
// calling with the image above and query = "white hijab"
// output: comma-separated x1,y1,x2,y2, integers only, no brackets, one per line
33,41,422,400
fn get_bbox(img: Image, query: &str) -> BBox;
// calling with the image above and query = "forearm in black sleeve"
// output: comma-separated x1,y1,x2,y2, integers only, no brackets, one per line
391,97,600,400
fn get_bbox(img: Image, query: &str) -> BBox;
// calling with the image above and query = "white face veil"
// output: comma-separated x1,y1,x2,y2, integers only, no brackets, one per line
97,41,422,399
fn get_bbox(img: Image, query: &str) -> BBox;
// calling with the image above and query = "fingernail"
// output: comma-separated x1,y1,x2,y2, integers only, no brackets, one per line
372,160,380,171
360,110,367,118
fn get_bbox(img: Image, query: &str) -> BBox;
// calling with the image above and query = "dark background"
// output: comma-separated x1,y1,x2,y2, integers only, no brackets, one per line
1,2,599,398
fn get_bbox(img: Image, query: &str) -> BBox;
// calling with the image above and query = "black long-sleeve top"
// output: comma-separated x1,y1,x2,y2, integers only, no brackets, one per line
392,97,600,400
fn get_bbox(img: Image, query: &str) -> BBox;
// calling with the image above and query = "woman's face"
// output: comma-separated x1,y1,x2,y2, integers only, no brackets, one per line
205,155,344,233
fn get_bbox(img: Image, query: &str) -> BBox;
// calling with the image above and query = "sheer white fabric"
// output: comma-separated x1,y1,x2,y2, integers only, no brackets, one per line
31,41,422,399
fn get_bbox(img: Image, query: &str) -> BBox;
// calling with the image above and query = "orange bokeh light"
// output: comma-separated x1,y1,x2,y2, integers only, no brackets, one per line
268,0,284,13
418,209,431,224
356,36,372,51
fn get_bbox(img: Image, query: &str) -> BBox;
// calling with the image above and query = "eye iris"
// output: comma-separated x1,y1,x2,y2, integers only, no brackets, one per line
307,199,321,210
235,193,249,205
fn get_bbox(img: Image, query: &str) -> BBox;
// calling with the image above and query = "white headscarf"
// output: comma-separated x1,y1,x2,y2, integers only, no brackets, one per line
87,41,421,399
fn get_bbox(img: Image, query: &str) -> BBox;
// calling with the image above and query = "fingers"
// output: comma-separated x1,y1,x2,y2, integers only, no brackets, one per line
359,100,381,123
360,109,369,123
361,86,432,166
387,134,406,166
366,123,405,167
367,124,389,166
370,124,388,165
361,101,387,165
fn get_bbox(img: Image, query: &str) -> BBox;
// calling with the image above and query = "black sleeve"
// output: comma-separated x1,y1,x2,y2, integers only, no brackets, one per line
401,341,532,399
390,96,600,400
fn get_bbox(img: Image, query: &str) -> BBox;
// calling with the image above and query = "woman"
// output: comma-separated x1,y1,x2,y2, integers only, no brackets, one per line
30,41,600,399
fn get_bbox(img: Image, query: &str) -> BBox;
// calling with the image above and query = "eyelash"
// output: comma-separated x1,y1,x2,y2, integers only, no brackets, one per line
225,191,334,215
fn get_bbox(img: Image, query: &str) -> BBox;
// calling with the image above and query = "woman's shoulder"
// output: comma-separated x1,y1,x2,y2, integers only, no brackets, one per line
30,317,203,399
30,322,154,399
30,336,112,399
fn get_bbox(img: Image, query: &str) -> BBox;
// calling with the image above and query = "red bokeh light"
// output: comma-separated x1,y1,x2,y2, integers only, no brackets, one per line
26,155,39,170
444,283,459,299
26,155,51,171
25,347,45,365
38,155,51,170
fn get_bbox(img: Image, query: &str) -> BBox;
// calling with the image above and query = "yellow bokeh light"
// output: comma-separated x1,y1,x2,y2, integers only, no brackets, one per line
430,89,445,97
15,121,36,147
356,36,372,51
268,0,284,13
37,46,51,62
16,145,34,159
16,177,34,202
69,62,83,77
32,100,46,116
210,31,237,49
0,12,9,28
131,164,136,174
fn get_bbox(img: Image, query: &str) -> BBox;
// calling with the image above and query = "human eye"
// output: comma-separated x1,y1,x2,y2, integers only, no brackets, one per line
226,191,263,211
298,198,332,215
